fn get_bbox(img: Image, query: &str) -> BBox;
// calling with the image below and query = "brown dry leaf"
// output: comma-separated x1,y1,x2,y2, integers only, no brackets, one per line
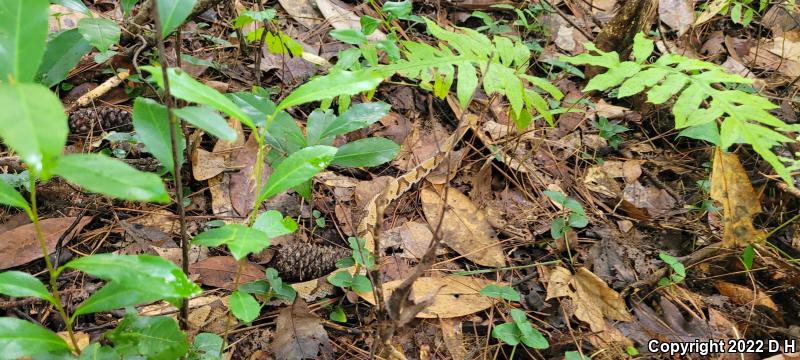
595,100,631,119
381,221,440,260
0,217,90,270
695,0,727,25
710,149,765,247
151,245,208,267
192,147,227,181
584,165,622,197
189,256,265,290
49,5,89,32
278,0,323,29
440,318,468,360
622,181,677,217
58,331,90,353
291,278,336,302
745,37,800,78
714,281,779,311
393,121,449,171
764,354,800,360
315,0,386,41
272,298,332,360
209,174,235,218
230,134,272,217
420,187,506,267
359,275,498,318
659,0,694,35
140,295,230,334
133,210,178,234
546,267,632,332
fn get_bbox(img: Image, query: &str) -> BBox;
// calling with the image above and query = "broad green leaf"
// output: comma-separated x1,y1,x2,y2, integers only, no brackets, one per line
383,0,412,18
53,154,170,203
77,18,120,51
550,218,567,239
330,29,368,45
560,49,620,69
491,322,520,346
584,61,640,92
617,67,668,97
0,271,56,304
360,16,380,35
348,237,375,268
632,32,654,64
351,274,373,292
63,254,201,300
479,284,521,302
331,137,399,167
0,83,68,178
647,73,688,104
229,291,260,323
227,91,275,127
327,271,353,288
511,309,548,348
318,102,391,140
0,317,70,358
36,28,92,87
121,0,139,15
277,69,384,111
192,224,270,260
264,114,307,156
253,210,297,238
78,343,118,360
157,0,197,39
106,313,188,359
679,120,720,146
265,268,297,301
456,61,478,108
0,179,29,211
306,109,337,145
133,98,182,175
173,106,237,142
259,145,337,201
265,31,304,57
330,305,347,322
75,282,164,316
52,0,90,13
188,333,223,360
0,0,48,82
672,83,707,128
141,66,256,129
565,351,589,360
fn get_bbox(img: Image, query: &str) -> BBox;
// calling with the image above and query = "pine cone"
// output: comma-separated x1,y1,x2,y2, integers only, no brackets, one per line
69,106,133,134
269,243,351,282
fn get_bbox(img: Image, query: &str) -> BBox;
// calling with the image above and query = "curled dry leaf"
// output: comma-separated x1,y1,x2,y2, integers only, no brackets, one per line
272,298,332,360
359,275,498,318
381,221,440,260
140,295,230,334
420,187,506,267
0,217,91,270
714,281,779,312
189,256,266,290
192,147,226,181
546,266,632,332
709,148,765,247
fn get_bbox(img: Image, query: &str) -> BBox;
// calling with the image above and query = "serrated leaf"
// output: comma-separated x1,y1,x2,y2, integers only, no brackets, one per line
0,317,70,358
78,18,120,52
0,179,29,211
36,28,92,87
133,98,182,175
173,106,237,142
0,0,48,82
53,154,170,203
192,224,270,260
259,145,337,201
157,0,197,39
0,271,56,305
672,82,708,128
560,49,620,68
277,69,384,111
229,290,260,323
331,137,399,167
0,83,68,179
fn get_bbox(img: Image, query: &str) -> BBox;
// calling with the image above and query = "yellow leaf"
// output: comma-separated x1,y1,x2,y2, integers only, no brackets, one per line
546,267,632,332
710,148,765,248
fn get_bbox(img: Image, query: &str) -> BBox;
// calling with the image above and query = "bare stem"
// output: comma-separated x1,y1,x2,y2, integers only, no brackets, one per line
152,0,191,330
220,260,245,353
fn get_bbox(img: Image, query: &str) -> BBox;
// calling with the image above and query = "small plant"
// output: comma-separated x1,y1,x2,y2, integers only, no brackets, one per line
562,32,800,185
702,0,767,26
492,309,550,356
328,237,375,294
595,116,628,149
543,191,589,240
480,284,522,302
312,209,327,229
740,244,755,270
492,3,553,39
469,11,512,35
658,253,686,287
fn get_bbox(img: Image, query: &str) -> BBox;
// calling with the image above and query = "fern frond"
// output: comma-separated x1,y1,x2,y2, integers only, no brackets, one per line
562,32,800,184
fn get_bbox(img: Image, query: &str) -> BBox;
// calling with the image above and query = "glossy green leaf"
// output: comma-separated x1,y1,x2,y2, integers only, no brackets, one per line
53,154,170,203
36,28,92,87
157,0,197,39
253,210,297,238
173,106,237,142
0,271,56,304
229,290,260,323
491,322,520,346
75,282,164,316
360,16,380,35
327,271,353,288
277,69,384,111
188,333,223,360
52,0,90,13
264,114,307,156
332,137,399,167
78,342,118,360
141,66,256,129
382,0,413,18
330,305,347,322
0,0,48,82
0,179,29,211
259,145,337,201
133,98,181,175
0,317,70,358
192,224,270,260
479,284,521,302
106,313,188,359
226,91,275,127
306,109,337,145
318,102,391,140
63,254,201,300
77,17,120,51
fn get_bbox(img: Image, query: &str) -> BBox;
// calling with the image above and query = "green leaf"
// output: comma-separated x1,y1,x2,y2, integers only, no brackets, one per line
327,271,353,288
121,0,139,15
229,290,261,323
679,121,720,145
53,153,170,203
192,224,270,260
351,274,373,293
646,73,688,104
173,106,237,142
617,67,668,97
585,61,641,92
36,28,92,87
63,254,201,300
0,0,48,82
348,237,375,268
277,69,384,111
330,305,347,323
479,284,521,302
741,244,754,270
318,102,391,140
188,333,223,360
0,317,70,358
565,351,588,360
360,16,380,35
156,0,197,39
550,218,568,239
0,179,29,211
330,29,368,45
75,282,164,316
306,109,337,145
383,0,412,18
253,210,297,238
141,66,256,129
491,322,520,346
265,31,304,57
0,83,68,178
456,61,478,109
632,32,654,64
259,145,337,201
265,268,297,301
332,137,399,167
77,18,120,52
133,98,182,175
0,271,56,304
511,309,548,349
52,0,90,13
672,83,707,128
106,313,189,359
78,342,118,360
